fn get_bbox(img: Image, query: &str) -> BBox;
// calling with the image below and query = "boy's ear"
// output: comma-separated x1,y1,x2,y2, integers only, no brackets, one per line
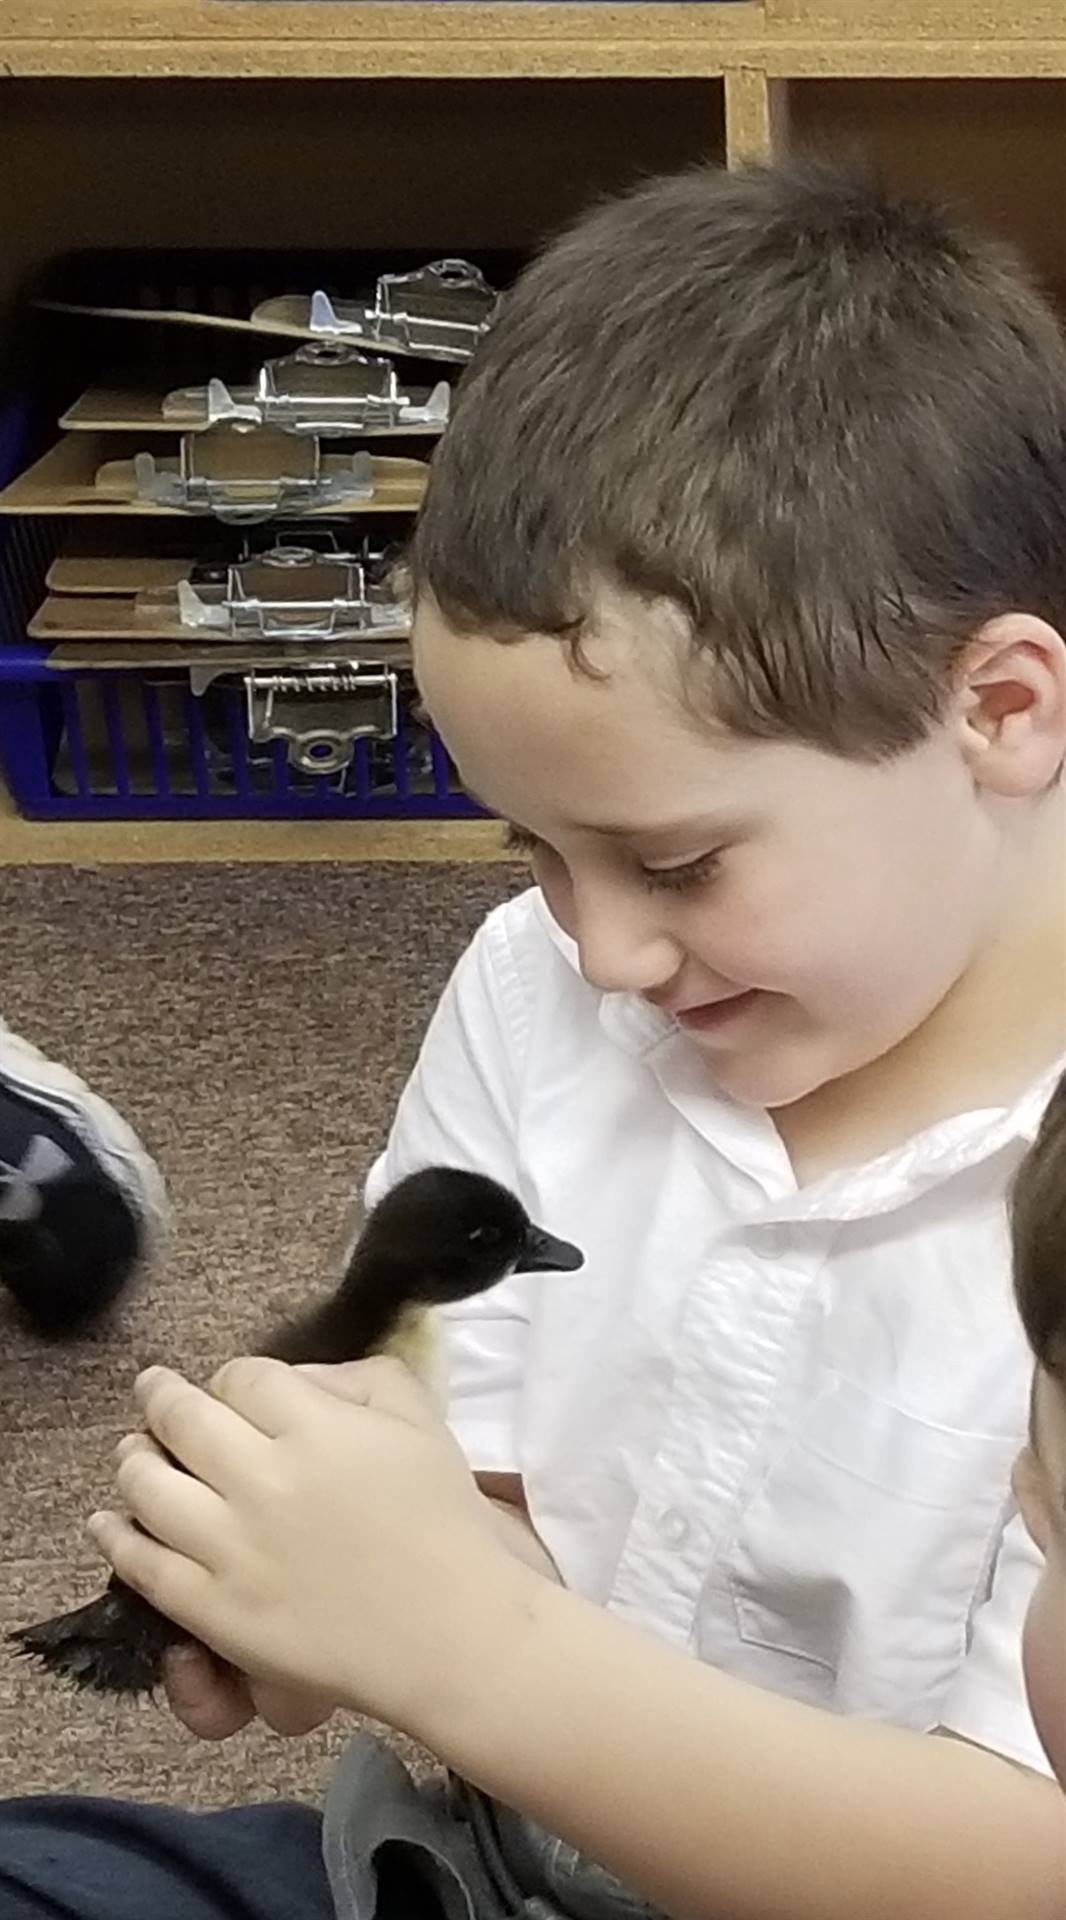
955,614,1066,796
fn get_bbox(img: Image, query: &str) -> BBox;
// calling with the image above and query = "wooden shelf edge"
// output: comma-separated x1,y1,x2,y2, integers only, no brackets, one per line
2,34,1064,81
0,802,516,865
2,0,1062,77
762,38,1066,78
0,40,743,76
3,0,1061,47
0,1,763,46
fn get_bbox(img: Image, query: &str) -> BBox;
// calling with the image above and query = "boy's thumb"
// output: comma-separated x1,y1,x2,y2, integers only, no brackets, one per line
295,1361,374,1403
294,1356,439,1426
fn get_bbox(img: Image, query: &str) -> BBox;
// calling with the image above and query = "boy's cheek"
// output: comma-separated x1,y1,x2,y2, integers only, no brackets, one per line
1022,1557,1066,1788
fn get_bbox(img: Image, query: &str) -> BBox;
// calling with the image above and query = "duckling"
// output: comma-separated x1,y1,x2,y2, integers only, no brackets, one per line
9,1167,582,1697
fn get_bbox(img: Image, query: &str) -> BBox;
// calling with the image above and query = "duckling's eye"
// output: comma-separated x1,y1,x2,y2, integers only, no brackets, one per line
467,1224,503,1246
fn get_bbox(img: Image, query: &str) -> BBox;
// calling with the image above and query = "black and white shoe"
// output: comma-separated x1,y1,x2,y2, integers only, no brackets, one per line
0,1021,167,1337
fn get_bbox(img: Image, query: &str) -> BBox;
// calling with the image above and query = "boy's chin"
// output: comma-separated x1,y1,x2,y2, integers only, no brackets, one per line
685,1008,917,1113
684,1031,840,1112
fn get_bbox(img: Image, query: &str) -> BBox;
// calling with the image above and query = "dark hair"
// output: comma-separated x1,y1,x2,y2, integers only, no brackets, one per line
1011,1071,1066,1382
412,159,1066,758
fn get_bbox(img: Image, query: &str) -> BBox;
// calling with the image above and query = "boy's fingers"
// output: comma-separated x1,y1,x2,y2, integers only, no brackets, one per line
208,1352,437,1434
139,1355,438,1453
163,1645,255,1741
114,1442,226,1565
86,1508,206,1632
251,1680,338,1737
162,1646,335,1740
207,1355,332,1437
133,1366,271,1487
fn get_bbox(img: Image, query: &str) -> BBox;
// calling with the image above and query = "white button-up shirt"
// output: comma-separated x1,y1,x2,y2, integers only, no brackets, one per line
366,887,1062,1777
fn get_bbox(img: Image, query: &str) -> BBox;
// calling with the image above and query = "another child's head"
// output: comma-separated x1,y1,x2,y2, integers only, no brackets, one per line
413,162,1066,1109
1010,1070,1066,1784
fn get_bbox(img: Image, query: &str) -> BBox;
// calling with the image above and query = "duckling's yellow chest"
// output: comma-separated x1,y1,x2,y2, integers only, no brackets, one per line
375,1304,446,1407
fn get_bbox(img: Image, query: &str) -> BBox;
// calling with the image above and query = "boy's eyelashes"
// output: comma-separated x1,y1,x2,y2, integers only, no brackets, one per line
502,822,722,895
502,822,542,855
642,852,722,895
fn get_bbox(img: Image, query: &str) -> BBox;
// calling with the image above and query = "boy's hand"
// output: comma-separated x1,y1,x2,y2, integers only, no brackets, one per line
160,1358,397,1739
89,1354,533,1738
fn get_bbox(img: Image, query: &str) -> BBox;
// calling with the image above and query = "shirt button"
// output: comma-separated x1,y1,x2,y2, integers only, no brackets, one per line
754,1222,791,1259
659,1508,690,1547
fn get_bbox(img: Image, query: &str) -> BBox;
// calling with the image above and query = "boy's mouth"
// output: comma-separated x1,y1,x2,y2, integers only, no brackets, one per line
674,989,761,1032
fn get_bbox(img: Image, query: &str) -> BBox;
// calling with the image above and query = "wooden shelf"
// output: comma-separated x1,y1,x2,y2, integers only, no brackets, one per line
0,2,1063,863
0,3,1063,81
0,773,514,863
0,3,759,80
761,38,1066,80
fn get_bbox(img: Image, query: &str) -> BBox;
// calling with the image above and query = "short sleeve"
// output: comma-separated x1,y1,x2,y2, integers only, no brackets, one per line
937,1508,1053,1777
363,897,538,1474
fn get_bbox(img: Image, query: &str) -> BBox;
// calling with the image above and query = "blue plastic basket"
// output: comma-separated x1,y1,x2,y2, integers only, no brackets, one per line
0,405,483,824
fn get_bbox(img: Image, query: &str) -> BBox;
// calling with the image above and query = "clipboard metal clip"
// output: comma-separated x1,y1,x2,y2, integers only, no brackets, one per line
309,259,496,362
189,661,400,777
165,344,451,438
174,543,411,641
132,429,376,524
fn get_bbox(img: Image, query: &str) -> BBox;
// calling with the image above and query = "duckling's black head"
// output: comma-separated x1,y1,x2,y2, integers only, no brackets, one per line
358,1167,583,1306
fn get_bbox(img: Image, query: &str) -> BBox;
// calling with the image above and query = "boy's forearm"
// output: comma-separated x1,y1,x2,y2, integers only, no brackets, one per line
428,1573,1066,1920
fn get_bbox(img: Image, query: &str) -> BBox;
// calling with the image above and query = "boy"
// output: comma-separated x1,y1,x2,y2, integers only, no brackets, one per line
1,162,1064,1920
1011,1068,1066,1786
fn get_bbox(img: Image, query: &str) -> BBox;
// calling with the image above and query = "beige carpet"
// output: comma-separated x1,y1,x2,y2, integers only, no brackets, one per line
0,860,519,1809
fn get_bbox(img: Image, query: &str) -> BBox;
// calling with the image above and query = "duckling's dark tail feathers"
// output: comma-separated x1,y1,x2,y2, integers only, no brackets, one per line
9,1578,181,1695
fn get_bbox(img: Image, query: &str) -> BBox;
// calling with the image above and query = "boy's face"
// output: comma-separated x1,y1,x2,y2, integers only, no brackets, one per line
415,591,1012,1110
1013,1371,1066,1785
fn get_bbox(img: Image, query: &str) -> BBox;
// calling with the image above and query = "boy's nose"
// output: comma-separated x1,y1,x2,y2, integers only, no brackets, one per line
571,883,684,997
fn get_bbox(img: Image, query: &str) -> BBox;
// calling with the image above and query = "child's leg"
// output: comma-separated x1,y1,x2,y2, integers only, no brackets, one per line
0,1019,167,1335
0,1794,334,1920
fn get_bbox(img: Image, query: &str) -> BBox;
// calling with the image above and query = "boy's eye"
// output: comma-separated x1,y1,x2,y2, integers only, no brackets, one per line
641,852,721,895
505,822,720,895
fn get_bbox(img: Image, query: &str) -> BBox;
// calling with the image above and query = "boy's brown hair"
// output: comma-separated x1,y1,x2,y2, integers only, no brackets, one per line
1011,1071,1066,1383
412,160,1066,759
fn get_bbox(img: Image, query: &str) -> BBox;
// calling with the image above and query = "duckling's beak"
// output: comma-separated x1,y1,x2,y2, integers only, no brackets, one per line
518,1224,584,1273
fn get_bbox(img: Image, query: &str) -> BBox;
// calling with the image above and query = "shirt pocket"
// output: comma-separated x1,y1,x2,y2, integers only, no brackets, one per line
722,1373,1019,1725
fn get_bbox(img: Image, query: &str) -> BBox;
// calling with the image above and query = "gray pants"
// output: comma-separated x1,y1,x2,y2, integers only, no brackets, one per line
325,1735,660,1920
